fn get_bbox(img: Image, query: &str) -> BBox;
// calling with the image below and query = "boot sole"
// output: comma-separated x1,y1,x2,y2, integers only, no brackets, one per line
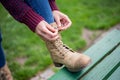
53,62,63,67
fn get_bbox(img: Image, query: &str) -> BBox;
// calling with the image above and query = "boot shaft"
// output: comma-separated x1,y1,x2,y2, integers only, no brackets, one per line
0,64,13,80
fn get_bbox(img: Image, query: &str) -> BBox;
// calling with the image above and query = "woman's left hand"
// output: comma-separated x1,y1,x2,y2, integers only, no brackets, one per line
53,10,72,31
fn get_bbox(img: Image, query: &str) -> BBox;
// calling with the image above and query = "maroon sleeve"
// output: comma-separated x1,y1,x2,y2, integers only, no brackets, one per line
49,0,59,11
0,0,44,32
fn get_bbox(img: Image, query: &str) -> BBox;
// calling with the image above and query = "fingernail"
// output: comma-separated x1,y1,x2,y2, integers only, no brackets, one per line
59,24,61,27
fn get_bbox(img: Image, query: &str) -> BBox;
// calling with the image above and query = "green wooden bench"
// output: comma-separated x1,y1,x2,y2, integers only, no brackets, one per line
49,29,120,80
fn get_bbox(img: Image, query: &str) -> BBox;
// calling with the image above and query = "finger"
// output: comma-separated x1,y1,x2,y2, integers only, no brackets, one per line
39,31,59,41
54,16,61,27
64,16,72,26
46,23,58,33
46,25,59,38
45,22,58,32
41,27,58,38
61,17,72,29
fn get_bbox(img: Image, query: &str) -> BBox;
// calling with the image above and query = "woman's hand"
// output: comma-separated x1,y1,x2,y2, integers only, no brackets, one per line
53,10,72,31
35,20,59,41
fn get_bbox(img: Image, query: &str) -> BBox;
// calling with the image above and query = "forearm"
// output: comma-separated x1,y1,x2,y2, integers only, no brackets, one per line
0,0,44,32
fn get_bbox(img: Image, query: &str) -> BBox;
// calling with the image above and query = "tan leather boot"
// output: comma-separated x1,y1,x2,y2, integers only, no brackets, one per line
0,64,13,80
45,23,91,72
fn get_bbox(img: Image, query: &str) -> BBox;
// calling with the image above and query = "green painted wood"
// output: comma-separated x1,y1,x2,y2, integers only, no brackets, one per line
80,45,120,80
107,66,120,80
49,29,120,80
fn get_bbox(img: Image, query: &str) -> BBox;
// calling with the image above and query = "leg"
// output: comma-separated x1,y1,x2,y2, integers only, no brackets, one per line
0,31,13,80
25,0,91,72
0,32,6,68
24,0,54,24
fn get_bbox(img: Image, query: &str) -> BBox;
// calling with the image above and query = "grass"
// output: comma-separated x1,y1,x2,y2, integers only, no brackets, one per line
0,0,120,79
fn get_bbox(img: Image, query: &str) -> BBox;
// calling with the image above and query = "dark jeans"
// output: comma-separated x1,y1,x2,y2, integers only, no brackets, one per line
0,31,6,68
25,0,55,24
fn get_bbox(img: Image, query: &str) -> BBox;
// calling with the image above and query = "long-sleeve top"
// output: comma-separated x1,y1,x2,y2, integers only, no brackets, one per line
0,0,58,32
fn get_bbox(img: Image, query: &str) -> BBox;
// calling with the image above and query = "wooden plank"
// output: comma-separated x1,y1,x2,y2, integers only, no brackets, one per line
49,29,120,80
107,66,120,80
81,45,120,80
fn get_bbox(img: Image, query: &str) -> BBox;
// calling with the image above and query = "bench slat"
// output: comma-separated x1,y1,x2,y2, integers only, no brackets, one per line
49,29,120,80
81,45,120,80
107,66,120,80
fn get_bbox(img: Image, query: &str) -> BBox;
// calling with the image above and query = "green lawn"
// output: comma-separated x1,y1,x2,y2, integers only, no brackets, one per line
0,0,120,80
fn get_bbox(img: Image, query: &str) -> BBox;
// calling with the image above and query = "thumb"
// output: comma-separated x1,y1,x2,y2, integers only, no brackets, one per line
55,17,61,27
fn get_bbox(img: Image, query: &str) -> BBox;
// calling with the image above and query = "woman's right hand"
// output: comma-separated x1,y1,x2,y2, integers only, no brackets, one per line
35,20,59,41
